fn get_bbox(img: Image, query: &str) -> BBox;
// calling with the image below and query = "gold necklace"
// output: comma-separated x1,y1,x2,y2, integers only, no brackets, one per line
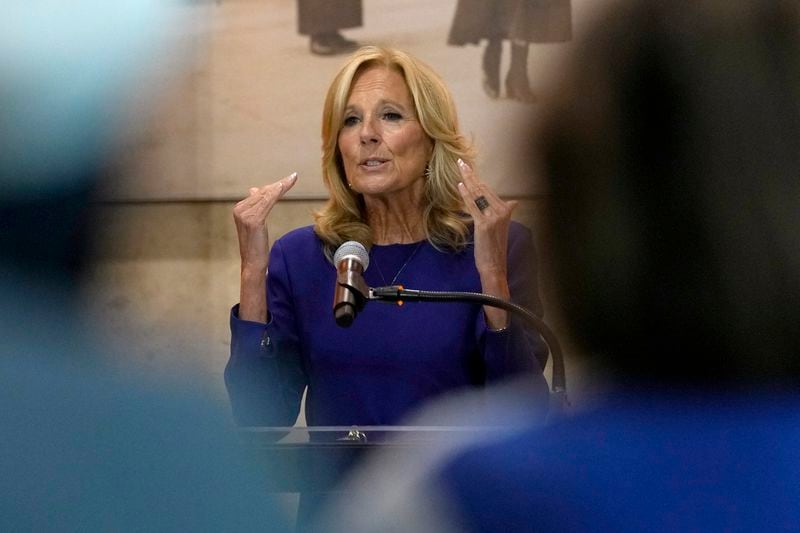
372,241,424,286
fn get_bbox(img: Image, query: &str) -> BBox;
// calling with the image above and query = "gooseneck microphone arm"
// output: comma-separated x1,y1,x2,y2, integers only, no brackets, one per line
369,286,568,410
330,240,569,412
334,279,569,411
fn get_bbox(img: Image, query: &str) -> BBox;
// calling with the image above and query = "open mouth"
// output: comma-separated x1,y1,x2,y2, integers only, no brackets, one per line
360,158,389,169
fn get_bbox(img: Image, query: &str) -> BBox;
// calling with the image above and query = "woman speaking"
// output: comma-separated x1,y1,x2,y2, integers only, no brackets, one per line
224,46,548,428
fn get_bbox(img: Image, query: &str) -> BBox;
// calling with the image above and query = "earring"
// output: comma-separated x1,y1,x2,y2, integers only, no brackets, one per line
424,164,432,179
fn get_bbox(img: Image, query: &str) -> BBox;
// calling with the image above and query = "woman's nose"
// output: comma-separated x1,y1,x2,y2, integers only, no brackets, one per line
359,116,380,144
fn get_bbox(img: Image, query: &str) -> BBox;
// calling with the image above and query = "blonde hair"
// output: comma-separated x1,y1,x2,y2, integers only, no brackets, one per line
313,46,475,254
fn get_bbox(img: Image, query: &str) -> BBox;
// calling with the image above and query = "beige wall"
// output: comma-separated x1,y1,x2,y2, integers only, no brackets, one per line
105,0,609,201
84,199,315,404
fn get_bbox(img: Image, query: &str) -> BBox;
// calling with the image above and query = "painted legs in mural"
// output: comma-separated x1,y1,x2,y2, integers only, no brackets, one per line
481,38,534,102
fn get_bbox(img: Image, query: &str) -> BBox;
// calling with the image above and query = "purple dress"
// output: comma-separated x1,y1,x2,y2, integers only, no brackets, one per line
224,222,548,427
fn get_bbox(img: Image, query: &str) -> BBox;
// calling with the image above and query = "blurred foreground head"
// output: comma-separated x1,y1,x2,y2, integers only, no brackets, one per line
539,0,800,387
0,0,178,280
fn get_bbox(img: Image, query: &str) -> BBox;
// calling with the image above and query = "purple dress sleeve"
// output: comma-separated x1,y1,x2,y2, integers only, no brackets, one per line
224,239,307,426
479,223,550,402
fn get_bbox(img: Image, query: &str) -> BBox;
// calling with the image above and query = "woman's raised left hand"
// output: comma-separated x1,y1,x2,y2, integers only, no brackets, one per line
456,159,518,329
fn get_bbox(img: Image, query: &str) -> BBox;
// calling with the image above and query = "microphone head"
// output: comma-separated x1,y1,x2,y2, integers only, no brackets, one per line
334,241,369,271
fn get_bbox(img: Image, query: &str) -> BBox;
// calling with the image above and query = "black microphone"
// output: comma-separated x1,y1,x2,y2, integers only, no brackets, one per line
332,241,370,327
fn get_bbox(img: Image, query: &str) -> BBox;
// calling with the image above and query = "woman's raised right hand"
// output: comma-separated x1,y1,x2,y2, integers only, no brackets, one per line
233,172,298,273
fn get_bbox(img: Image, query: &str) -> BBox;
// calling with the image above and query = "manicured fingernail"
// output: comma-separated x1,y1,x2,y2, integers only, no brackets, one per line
457,158,465,167
458,182,464,188
290,172,298,181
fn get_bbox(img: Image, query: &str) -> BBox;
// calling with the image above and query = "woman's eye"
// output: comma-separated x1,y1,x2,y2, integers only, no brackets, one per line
383,112,402,121
343,116,360,127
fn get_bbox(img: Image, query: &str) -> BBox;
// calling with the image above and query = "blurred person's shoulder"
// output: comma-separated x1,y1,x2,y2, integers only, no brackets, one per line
0,338,290,531
433,393,800,532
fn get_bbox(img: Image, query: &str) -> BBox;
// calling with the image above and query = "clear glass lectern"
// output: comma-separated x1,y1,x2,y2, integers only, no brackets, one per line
236,425,505,493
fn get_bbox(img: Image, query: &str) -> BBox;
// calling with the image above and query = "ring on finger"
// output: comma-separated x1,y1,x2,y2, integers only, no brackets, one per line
475,195,490,212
